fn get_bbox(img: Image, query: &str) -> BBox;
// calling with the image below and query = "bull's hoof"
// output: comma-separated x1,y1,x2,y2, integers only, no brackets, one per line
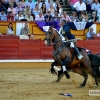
79,84,85,88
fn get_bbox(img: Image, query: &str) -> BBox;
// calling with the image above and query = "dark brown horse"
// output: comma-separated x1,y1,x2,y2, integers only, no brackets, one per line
44,26,98,88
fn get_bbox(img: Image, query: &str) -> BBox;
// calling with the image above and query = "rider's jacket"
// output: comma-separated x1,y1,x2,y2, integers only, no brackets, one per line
61,24,75,40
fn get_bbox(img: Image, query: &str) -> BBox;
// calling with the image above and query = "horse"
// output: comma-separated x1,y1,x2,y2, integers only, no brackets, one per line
53,53,100,85
44,26,98,88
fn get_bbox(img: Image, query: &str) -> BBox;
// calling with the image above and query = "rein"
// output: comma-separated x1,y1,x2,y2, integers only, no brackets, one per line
52,39,62,45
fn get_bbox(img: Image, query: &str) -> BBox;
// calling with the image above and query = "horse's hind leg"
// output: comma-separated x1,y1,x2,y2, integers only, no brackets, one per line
79,71,88,88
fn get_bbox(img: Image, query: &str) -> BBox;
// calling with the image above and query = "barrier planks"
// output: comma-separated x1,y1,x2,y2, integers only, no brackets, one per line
0,36,100,59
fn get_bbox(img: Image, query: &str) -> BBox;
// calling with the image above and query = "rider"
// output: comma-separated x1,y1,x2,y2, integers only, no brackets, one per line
59,19,83,60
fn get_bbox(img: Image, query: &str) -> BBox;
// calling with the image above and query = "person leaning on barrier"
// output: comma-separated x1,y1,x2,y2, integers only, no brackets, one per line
6,23,14,35
59,19,83,60
86,27,96,40
20,22,34,39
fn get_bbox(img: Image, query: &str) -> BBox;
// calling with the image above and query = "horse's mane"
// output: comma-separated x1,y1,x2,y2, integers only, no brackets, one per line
53,28,62,39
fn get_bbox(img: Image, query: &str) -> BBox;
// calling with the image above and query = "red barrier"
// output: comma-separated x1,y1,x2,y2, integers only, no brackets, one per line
0,36,100,59
0,36,19,59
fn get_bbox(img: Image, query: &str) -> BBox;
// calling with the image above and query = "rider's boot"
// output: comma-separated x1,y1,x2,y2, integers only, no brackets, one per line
62,65,70,79
74,46,83,60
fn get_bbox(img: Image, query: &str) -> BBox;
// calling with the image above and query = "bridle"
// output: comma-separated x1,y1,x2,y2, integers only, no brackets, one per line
45,31,62,45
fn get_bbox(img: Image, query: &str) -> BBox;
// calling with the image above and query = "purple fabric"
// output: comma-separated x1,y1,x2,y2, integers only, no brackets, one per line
35,21,60,32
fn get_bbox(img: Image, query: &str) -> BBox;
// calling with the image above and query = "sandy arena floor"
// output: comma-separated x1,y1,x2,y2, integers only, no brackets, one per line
0,67,100,100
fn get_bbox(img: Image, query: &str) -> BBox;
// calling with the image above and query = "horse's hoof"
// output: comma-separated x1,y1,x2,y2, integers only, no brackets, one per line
94,84,98,87
55,80,60,82
79,84,85,88
64,71,70,79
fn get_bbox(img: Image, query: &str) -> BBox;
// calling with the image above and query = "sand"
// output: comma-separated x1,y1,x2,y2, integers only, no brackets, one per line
0,67,100,100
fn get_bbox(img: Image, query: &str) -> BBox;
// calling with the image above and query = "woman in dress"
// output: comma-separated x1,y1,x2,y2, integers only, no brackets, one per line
40,3,47,15
6,23,14,35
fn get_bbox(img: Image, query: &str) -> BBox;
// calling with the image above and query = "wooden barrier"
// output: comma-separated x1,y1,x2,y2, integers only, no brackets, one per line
1,21,100,40
0,36,100,59
0,36,19,59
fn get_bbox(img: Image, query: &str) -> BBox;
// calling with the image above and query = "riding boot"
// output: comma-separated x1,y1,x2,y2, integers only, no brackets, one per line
74,46,83,59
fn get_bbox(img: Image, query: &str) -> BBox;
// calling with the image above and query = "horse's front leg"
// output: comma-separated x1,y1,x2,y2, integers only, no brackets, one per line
50,61,58,75
61,57,71,79
50,62,65,82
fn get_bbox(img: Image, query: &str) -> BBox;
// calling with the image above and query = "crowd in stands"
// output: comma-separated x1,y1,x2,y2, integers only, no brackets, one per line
0,0,100,22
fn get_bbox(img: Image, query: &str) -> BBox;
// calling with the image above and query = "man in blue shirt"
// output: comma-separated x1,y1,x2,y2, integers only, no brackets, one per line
59,19,83,60
0,9,7,21
86,27,96,40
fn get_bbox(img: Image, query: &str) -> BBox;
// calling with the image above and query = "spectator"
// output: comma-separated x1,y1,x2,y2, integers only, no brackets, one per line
7,11,15,21
19,0,26,9
35,0,42,9
15,11,24,21
25,12,33,21
62,0,67,5
6,23,14,35
0,9,7,21
7,3,17,15
68,0,78,11
70,11,79,22
44,11,52,21
79,11,89,22
23,5,31,16
53,0,59,10
20,23,34,39
25,0,35,10
20,23,30,35
15,3,23,14
40,3,47,15
97,30,100,36
97,7,100,17
91,0,100,13
89,12,98,22
8,0,17,8
86,27,96,40
45,0,53,10
86,0,93,14
32,3,40,17
52,10,60,21
61,11,72,22
56,3,63,16
73,0,86,18
35,12,44,21
47,3,55,15
1,0,8,11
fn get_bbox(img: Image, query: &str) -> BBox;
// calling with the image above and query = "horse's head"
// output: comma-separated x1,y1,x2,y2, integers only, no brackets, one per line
44,26,54,46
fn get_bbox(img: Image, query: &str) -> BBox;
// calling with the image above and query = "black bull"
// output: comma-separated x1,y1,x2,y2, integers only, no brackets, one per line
52,53,100,83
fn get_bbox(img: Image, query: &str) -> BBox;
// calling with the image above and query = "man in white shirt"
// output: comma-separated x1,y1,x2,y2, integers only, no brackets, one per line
0,9,7,21
35,0,42,9
35,12,44,21
45,0,52,9
91,0,100,12
73,0,86,18
25,0,35,10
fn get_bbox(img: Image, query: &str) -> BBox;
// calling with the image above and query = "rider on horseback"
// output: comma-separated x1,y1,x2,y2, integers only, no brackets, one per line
59,19,83,60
